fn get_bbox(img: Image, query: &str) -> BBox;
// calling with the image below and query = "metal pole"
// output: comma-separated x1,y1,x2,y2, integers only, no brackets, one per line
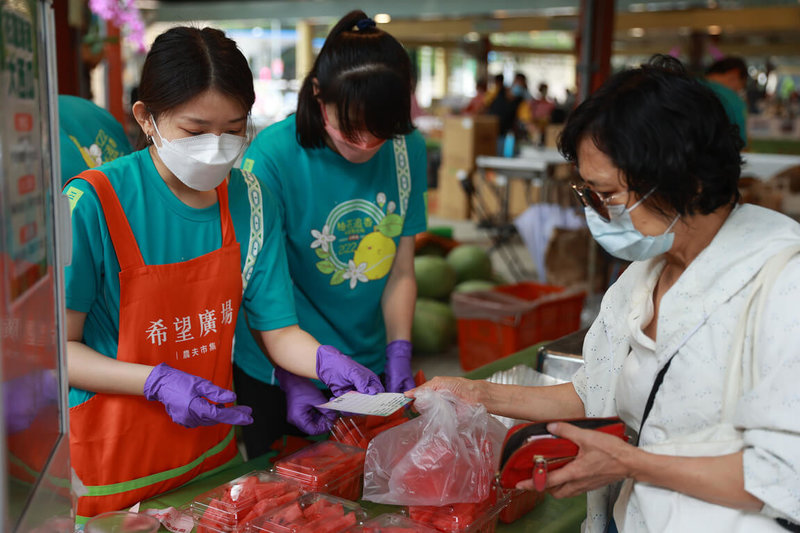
578,0,595,104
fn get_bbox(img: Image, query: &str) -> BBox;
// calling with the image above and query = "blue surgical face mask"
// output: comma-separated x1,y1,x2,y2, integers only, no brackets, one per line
584,191,679,262
511,85,526,98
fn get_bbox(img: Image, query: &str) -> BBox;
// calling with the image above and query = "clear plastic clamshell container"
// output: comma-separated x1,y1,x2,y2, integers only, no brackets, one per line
329,410,411,449
274,441,366,501
188,470,303,532
347,513,440,532
406,486,510,533
247,492,366,533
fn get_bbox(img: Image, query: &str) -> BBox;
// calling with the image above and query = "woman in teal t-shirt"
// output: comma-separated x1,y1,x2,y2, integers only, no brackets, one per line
64,26,382,515
58,94,133,185
238,10,428,458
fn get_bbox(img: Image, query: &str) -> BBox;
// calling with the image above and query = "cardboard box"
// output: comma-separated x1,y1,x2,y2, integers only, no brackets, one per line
773,167,800,216
739,177,783,212
545,124,563,149
440,115,499,169
435,164,471,220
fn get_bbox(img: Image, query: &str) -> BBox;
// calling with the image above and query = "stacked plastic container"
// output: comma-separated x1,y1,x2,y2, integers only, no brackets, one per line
348,513,439,532
329,411,410,449
405,487,509,533
246,492,366,533
187,471,303,533
273,441,367,501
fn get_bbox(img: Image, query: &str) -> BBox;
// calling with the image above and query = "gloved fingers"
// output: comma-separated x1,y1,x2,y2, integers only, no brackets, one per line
335,369,384,397
400,376,417,392
211,404,254,426
188,398,253,426
192,378,237,404
387,375,417,394
288,406,336,435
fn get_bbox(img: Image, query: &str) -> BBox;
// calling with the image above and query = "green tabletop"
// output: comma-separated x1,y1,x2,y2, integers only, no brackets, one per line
141,342,586,532
462,343,543,380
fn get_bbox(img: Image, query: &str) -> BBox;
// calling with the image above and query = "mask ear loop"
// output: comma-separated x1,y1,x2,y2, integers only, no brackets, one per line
149,114,167,146
626,186,681,235
662,214,680,235
626,187,656,213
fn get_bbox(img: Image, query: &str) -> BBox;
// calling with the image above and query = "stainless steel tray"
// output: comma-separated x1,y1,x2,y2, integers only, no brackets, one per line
537,328,587,382
484,364,566,428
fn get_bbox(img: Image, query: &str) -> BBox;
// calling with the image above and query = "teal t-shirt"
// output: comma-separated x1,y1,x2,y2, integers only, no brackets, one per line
239,115,428,383
702,80,747,146
58,95,133,185
64,148,297,407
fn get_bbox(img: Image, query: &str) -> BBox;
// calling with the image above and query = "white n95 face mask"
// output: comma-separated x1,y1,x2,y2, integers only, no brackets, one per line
584,190,679,262
150,116,247,191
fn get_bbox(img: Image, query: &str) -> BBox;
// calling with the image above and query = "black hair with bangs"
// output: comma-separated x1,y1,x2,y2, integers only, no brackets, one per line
558,54,743,216
296,10,414,148
137,26,254,149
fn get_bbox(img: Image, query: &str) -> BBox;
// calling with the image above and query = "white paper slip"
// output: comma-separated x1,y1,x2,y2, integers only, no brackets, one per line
317,391,412,416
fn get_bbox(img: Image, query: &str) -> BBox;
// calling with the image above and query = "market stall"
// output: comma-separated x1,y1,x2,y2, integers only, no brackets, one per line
138,343,587,532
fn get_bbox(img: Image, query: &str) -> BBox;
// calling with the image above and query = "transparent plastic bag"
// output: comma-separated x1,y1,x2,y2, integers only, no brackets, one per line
362,389,507,506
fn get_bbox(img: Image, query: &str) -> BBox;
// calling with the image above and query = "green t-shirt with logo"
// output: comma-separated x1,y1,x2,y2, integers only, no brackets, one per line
58,95,133,184
239,115,427,383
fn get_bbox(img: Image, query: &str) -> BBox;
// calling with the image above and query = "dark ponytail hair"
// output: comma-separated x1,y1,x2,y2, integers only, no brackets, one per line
296,10,414,148
136,26,255,148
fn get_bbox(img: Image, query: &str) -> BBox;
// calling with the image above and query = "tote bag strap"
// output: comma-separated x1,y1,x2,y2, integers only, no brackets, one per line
638,245,800,440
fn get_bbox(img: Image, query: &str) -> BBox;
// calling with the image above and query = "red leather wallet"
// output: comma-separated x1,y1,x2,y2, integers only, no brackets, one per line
498,417,628,491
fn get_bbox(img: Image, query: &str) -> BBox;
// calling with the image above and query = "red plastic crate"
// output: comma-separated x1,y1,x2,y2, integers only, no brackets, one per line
452,282,585,371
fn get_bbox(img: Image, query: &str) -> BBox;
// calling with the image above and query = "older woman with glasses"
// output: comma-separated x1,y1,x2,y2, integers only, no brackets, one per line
408,55,800,533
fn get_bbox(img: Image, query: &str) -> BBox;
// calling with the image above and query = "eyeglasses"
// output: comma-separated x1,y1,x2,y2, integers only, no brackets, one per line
570,183,627,222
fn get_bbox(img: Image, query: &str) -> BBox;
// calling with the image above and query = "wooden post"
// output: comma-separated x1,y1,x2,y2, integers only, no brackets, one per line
295,20,313,81
575,0,615,103
54,0,80,96
105,21,124,124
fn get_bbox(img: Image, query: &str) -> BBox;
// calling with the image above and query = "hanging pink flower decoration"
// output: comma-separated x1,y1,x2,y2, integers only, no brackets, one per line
89,0,148,54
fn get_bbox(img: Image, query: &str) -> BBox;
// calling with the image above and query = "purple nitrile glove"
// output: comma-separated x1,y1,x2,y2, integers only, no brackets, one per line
3,370,59,435
384,340,415,393
274,367,338,435
143,363,253,428
316,345,385,397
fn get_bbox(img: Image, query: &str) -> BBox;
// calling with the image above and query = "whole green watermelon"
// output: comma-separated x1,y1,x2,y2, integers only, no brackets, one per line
412,298,457,353
446,245,492,282
415,256,457,299
453,279,497,293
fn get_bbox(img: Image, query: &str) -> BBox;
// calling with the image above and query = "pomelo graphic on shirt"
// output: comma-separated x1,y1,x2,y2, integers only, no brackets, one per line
354,230,397,280
311,192,403,289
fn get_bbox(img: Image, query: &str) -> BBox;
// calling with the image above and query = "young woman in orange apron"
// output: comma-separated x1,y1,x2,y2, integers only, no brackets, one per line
63,26,382,523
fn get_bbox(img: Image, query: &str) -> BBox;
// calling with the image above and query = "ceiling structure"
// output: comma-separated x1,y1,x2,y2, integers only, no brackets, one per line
145,0,800,60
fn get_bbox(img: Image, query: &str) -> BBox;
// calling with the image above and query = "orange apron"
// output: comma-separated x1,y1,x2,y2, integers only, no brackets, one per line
68,170,243,520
